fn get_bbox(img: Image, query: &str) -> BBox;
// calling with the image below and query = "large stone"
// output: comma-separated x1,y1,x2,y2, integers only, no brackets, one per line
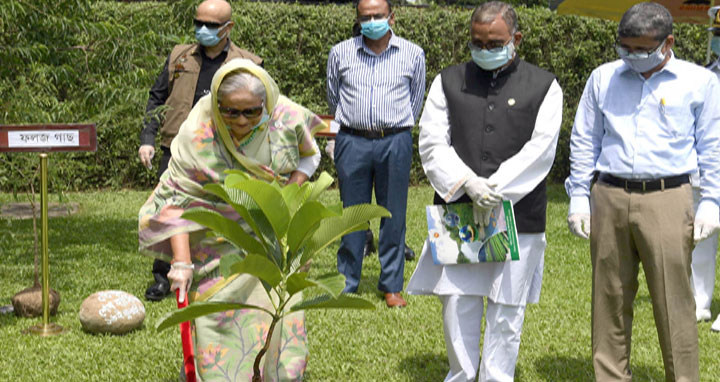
12,285,60,318
78,290,145,335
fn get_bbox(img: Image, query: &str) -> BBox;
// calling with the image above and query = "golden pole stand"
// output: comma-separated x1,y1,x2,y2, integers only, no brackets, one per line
24,153,66,336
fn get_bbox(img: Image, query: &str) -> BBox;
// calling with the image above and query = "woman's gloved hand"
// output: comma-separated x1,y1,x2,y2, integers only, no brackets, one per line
168,262,194,304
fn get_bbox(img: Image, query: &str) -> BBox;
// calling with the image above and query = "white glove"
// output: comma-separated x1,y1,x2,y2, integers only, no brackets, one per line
168,262,194,304
138,145,155,170
568,213,591,240
472,203,493,226
324,139,335,163
463,176,503,208
694,201,720,243
694,217,720,243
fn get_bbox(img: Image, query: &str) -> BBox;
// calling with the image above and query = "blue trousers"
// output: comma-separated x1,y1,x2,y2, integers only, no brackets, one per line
334,129,412,293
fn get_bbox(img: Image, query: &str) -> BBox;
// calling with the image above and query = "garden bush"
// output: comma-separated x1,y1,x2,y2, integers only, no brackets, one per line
0,0,712,191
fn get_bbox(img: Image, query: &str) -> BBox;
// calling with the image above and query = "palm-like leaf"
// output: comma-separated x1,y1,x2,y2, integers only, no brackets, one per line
231,178,290,240
286,201,339,255
286,272,345,298
181,208,265,255
229,253,283,288
305,172,334,202
202,183,268,251
220,186,284,267
280,183,305,215
303,204,391,264
289,293,376,312
219,253,243,279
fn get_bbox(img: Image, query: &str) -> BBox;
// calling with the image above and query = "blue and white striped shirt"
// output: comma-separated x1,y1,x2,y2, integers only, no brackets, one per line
326,32,426,130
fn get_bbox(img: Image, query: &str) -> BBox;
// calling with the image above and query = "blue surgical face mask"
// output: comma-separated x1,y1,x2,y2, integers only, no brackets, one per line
360,19,390,40
712,36,720,56
616,40,667,74
195,24,226,47
470,41,515,71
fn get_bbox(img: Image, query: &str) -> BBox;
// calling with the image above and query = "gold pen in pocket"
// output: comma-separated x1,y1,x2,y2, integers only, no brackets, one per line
660,97,666,115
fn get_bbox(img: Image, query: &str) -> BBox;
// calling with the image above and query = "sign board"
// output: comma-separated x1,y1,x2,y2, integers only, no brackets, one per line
0,124,97,152
316,115,339,138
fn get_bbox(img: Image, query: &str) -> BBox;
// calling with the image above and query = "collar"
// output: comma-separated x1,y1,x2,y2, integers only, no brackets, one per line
462,57,520,92
354,30,400,55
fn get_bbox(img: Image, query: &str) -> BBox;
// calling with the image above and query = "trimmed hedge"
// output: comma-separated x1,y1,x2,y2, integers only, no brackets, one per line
0,0,712,191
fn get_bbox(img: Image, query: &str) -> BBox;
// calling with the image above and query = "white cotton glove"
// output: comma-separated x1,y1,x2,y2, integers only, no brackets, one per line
168,262,194,304
324,139,335,162
472,203,493,226
568,213,591,240
694,202,720,243
463,176,503,208
139,145,155,170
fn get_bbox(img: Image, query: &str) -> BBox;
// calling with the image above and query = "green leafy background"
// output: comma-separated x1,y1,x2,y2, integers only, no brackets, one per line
0,0,714,192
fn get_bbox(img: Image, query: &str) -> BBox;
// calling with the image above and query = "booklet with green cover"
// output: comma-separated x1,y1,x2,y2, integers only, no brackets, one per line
426,201,519,265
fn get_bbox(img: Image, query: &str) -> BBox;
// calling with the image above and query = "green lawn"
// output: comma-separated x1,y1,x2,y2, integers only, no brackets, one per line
1,185,719,381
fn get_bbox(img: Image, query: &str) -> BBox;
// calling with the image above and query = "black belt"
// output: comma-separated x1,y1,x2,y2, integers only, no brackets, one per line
598,173,690,192
340,125,411,139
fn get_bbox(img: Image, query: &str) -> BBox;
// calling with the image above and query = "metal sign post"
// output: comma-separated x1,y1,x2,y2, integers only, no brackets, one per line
0,124,97,336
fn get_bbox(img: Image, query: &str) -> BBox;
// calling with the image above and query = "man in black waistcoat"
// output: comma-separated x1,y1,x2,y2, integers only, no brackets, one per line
406,2,563,380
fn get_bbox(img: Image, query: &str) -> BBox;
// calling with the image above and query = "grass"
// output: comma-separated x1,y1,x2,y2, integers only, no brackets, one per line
1,185,719,381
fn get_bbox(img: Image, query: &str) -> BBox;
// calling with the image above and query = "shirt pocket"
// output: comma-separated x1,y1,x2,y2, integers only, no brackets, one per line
659,101,693,138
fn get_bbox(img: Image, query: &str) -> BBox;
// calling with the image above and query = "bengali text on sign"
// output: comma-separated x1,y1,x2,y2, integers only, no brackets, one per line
8,130,80,148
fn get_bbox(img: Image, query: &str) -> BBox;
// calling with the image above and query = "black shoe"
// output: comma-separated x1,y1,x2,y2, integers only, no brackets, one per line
363,229,376,258
145,272,171,301
404,244,416,261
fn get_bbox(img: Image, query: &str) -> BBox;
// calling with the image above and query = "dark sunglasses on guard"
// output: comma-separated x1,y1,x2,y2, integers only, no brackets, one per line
218,104,264,119
193,18,228,30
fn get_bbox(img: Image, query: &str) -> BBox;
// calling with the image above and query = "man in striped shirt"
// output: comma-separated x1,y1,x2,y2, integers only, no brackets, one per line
326,0,425,308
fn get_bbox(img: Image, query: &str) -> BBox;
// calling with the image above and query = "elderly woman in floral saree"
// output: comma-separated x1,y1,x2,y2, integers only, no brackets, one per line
138,59,324,381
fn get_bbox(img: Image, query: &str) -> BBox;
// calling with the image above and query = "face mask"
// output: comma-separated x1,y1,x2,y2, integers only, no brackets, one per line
712,36,720,56
195,24,225,47
616,40,667,74
360,19,390,40
471,41,515,71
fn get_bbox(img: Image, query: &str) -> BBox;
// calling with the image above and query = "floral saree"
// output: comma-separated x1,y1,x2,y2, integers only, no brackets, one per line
138,59,324,381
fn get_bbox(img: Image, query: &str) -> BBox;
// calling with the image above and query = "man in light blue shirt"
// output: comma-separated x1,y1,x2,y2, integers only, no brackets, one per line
326,0,425,307
565,3,720,381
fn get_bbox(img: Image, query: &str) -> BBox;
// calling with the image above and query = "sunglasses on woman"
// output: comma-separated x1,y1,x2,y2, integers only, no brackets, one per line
218,104,264,119
193,18,229,30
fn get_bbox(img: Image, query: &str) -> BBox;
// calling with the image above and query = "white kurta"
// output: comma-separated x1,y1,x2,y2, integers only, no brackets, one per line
406,74,563,306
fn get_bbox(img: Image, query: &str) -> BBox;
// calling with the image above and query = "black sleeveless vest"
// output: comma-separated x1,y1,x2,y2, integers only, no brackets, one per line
435,59,555,233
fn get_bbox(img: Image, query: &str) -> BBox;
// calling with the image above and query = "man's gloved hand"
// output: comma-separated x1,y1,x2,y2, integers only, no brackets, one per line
324,139,335,163
463,176,503,208
568,213,591,240
472,203,493,226
139,145,155,170
694,216,720,243
168,262,194,304
694,201,720,243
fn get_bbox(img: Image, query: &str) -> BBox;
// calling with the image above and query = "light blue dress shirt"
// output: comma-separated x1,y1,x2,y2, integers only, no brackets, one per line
326,32,426,130
566,54,720,214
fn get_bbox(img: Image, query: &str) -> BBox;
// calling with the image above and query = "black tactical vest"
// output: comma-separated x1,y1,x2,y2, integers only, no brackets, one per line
435,59,555,233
